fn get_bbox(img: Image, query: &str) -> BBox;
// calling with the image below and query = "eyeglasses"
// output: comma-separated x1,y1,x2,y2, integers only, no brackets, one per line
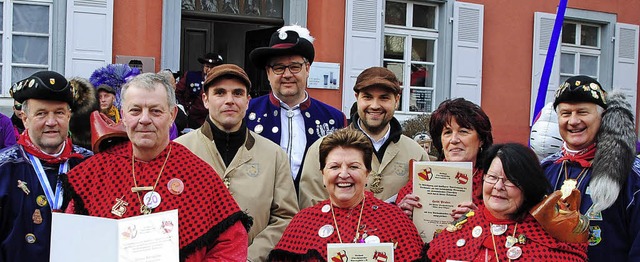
484,174,517,187
269,62,306,75
14,103,22,111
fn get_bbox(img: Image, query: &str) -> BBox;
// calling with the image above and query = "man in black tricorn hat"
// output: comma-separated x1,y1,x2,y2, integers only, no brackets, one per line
246,25,347,192
541,75,640,261
0,71,93,262
176,52,224,129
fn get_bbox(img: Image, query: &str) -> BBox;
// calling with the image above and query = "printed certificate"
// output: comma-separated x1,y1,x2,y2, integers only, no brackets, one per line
411,160,472,242
51,209,179,262
327,243,394,262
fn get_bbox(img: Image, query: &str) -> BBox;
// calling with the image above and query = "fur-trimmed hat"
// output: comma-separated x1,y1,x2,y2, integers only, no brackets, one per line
553,75,607,109
10,71,73,106
353,67,401,94
69,77,99,150
197,53,224,66
203,64,251,92
249,25,315,68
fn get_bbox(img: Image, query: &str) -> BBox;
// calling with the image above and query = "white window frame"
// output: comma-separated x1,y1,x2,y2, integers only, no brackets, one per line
384,0,440,114
1,0,54,95
560,21,602,81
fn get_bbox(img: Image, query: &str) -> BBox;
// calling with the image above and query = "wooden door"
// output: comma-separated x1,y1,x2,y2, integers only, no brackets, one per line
181,19,215,73
245,27,278,98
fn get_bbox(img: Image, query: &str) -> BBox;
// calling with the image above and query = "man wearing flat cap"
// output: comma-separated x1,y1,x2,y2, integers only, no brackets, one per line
246,25,347,192
0,71,93,262
176,52,224,129
541,75,640,261
177,64,298,261
96,84,120,123
298,67,428,209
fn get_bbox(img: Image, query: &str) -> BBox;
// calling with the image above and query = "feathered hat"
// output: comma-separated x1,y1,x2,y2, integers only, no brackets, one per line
249,25,315,68
89,64,141,108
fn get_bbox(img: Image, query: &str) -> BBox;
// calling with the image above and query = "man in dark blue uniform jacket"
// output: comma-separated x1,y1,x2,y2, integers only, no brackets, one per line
541,75,640,262
246,25,346,192
0,71,92,262
176,52,224,129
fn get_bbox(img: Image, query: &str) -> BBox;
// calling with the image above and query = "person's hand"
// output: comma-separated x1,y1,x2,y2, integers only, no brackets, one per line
397,194,422,217
450,201,478,220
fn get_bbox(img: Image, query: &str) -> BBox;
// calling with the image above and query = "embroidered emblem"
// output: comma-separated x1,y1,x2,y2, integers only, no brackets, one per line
588,225,602,246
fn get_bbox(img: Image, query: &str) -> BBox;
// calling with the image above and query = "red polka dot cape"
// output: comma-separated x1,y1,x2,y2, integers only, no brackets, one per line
269,191,425,261
63,142,252,261
398,168,484,207
427,206,587,261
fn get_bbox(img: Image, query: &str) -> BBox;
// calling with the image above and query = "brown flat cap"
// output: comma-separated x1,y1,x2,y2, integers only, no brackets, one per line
203,64,251,92
353,67,401,94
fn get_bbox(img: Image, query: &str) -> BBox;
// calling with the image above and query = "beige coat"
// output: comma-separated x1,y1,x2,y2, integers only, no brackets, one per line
176,123,299,262
298,133,428,209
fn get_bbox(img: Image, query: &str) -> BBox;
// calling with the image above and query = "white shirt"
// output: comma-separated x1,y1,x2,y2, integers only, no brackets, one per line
276,93,309,180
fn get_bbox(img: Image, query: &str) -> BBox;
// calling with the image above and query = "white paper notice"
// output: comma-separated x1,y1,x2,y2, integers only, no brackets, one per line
51,209,179,262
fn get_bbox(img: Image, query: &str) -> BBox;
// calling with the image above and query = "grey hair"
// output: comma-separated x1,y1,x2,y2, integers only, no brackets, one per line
121,73,177,108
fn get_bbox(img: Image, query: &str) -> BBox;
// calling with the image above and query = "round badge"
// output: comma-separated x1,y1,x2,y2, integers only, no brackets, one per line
273,110,279,116
315,120,321,125
318,224,334,238
490,224,508,235
308,128,314,135
248,112,256,120
143,191,162,209
456,238,466,247
254,125,264,134
321,204,331,213
472,226,483,238
507,246,523,260
167,178,184,195
364,235,380,243
329,119,335,125
36,195,48,207
286,110,294,118
305,112,311,118
25,233,36,244
272,126,279,133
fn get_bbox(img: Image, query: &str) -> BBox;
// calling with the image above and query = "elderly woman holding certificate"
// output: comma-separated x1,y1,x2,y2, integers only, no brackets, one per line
268,128,424,261
427,143,587,261
397,98,493,219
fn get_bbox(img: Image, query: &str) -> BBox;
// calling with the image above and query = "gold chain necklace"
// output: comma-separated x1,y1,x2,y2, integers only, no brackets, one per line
490,223,518,262
330,195,366,243
131,144,172,215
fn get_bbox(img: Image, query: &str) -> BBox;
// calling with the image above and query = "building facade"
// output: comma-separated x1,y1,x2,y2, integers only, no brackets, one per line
1,0,638,143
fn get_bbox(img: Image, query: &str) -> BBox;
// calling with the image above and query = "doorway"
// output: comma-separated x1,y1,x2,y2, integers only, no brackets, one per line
180,16,282,97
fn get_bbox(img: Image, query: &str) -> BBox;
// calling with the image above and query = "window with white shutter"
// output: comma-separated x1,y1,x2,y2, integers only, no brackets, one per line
65,0,114,79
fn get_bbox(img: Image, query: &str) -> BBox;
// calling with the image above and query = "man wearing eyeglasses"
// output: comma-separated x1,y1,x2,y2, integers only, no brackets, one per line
176,52,224,129
246,25,346,192
541,75,640,262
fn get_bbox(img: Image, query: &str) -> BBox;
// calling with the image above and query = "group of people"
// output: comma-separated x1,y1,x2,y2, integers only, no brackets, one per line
0,23,638,262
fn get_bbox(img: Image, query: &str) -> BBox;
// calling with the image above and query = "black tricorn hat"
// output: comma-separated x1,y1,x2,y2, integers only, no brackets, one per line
249,25,315,68
553,75,607,110
10,71,73,106
197,53,224,66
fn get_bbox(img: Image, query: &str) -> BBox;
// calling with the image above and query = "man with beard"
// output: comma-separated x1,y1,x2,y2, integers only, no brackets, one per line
298,67,428,208
0,71,93,262
246,25,346,192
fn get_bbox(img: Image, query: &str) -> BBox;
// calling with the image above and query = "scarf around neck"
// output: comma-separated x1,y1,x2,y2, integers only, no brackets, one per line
554,143,597,168
18,130,84,164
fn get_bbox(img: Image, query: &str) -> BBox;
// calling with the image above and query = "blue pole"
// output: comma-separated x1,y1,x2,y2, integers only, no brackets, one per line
532,0,569,125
